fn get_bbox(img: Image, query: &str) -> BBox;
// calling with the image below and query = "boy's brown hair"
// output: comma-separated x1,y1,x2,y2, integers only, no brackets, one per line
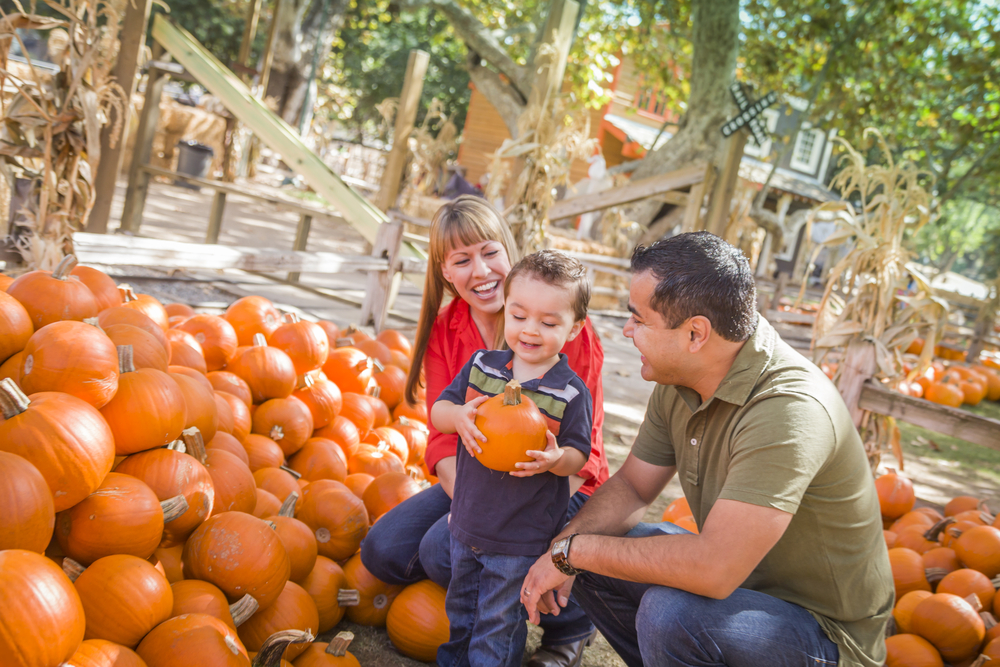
503,249,591,322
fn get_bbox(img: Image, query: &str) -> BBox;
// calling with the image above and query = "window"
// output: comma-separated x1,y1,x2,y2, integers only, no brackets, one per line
633,76,670,120
790,126,826,173
742,108,779,158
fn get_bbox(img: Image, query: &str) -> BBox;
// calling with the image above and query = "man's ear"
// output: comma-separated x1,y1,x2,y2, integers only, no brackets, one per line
688,316,712,352
567,319,585,342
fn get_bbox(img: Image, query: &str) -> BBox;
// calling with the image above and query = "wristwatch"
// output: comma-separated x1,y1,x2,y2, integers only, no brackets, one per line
551,534,583,576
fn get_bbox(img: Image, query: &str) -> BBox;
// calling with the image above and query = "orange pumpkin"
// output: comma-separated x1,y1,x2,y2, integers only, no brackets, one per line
894,590,934,634
216,391,252,442
392,400,428,424
373,365,406,410
177,315,239,371
237,581,318,662
287,437,348,483
954,525,1000,577
224,295,282,346
0,549,85,666
341,553,404,626
894,525,939,554
292,637,361,667
362,472,422,521
75,554,174,648
875,471,916,520
67,639,149,667
154,546,185,584
925,381,964,407
207,431,251,466
104,324,170,372
473,380,547,472
170,580,252,629
296,480,369,561
368,426,409,464
343,473,374,499
376,329,412,357
135,613,250,667
252,396,315,457
0,289,33,365
323,348,374,395
19,320,119,408
386,580,449,662
392,417,429,465
0,349,22,385
56,472,166,565
118,287,169,331
183,512,291,611
269,514,318,584
253,488,283,519
889,547,932,599
0,450,55,552
243,434,286,472
70,265,122,312
662,497,692,523
945,496,981,517
293,374,342,428
366,393,391,429
347,443,406,477
269,314,330,374
388,349,411,374
300,556,355,633
168,336,208,374
339,392,376,434
101,346,186,454
99,306,169,351
7,254,100,327
884,633,942,667
253,467,302,508
936,568,995,610
909,593,985,662
922,547,961,579
215,392,236,435
165,303,196,319
208,370,254,407
199,446,257,515
314,416,361,458
228,334,297,403
0,380,115,511
171,371,220,444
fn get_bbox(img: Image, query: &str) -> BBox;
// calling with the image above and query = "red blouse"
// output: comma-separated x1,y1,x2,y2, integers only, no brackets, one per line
423,298,609,496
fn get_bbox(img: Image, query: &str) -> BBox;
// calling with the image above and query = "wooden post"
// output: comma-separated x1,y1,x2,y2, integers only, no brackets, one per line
87,0,154,233
359,221,403,332
238,0,263,72
769,271,789,311
119,68,169,234
704,130,748,238
258,0,281,97
375,50,429,212
287,213,313,282
526,0,578,111
205,192,227,244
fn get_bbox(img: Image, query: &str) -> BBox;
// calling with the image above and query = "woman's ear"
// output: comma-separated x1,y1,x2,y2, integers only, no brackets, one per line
440,263,453,286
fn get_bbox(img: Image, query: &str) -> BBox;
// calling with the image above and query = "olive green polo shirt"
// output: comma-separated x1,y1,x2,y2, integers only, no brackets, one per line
632,316,893,667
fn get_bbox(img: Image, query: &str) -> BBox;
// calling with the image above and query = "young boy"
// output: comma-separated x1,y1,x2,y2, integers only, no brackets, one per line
431,250,594,667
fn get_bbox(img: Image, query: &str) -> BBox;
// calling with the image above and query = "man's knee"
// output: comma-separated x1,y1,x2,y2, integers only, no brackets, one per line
635,586,702,638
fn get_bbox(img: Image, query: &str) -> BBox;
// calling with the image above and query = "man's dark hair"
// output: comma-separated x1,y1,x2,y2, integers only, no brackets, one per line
630,232,757,342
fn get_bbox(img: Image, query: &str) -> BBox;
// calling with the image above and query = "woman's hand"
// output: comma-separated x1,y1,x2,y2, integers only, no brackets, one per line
511,431,563,477
455,395,489,457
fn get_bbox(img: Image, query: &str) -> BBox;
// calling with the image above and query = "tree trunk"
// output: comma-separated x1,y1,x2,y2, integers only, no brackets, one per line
627,0,740,227
265,0,348,127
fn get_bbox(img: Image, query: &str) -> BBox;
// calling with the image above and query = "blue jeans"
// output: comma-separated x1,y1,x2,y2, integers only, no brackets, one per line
360,484,594,645
437,536,538,667
574,522,840,667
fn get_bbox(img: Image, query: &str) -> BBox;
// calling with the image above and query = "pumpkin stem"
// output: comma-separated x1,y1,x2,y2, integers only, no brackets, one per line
278,492,299,517
118,284,138,303
280,465,301,480
337,589,360,607
0,378,29,419
180,427,208,464
161,494,190,523
965,593,984,612
369,383,381,398
503,380,522,406
982,611,997,630
229,594,259,627
325,631,355,657
335,337,354,348
971,655,989,667
924,517,955,541
371,358,385,373
300,373,316,389
250,629,314,667
52,254,77,280
165,439,187,453
62,557,85,582
282,312,300,324
992,576,1000,588
265,520,278,530
83,317,102,329
117,345,136,374
269,425,285,441
925,567,948,585
253,333,268,347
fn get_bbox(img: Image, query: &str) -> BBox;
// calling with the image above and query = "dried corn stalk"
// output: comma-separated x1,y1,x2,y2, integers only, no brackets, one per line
0,0,127,269
399,97,459,205
804,129,946,469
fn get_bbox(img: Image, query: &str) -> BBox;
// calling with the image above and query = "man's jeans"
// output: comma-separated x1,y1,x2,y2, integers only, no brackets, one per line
436,536,538,667
574,522,840,667
360,483,594,645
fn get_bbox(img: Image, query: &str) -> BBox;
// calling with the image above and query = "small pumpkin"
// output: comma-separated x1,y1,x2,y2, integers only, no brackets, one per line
343,473,374,499
228,334,297,403
165,303,196,319
376,329,412,357
339,392,376,435
473,380,547,472
341,553,404,627
292,631,361,667
170,580,259,629
352,338,391,366
268,313,330,374
888,547,932,600
347,443,406,477
98,307,169,351
313,416,361,457
253,467,302,507
894,590,934,634
183,429,257,515
386,580,449,662
954,525,1000,577
366,426,409,464
177,315,239,371
936,568,995,610
884,634,942,667
208,370,254,407
224,296,282,346
70,265,123,312
208,431,252,465
103,323,170,372
253,488,283,519
269,512,319,584
252,396,314,457
155,545,185,584
322,348,374,395
67,639,149,667
287,437,348,483
392,417,429,465
119,285,169,331
292,374,342,428
7,254,100,328
171,371,220,444
19,319,120,408
0,450,55,553
217,390,252,442
168,336,208,374
0,289,33,364
300,557,356,633
101,346,186,454
296,480,369,561
238,582,319,662
361,472,422,521
243,434,286,472
909,593,985,662
373,364,406,410
135,613,250,667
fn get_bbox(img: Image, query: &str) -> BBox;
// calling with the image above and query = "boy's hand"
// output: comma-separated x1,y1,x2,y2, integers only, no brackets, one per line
511,431,562,477
456,395,489,457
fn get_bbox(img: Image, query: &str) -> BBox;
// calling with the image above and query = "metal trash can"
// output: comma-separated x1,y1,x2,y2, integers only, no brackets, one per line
175,140,214,188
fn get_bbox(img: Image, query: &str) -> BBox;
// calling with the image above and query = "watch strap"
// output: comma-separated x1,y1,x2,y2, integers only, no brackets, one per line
552,533,582,576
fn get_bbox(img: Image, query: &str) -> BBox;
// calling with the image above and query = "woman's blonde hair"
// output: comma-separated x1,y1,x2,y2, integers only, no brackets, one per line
404,195,519,405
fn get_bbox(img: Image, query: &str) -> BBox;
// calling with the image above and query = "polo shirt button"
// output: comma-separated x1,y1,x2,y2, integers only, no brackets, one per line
690,438,697,446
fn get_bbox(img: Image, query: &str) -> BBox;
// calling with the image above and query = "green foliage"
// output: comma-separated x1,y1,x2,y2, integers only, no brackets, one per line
151,0,267,69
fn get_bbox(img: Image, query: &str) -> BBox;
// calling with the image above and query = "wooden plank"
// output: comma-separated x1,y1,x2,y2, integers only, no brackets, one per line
388,209,432,228
859,381,1000,451
549,163,706,221
150,16,400,252
72,232,417,274
119,69,168,233
88,0,153,233
359,221,404,331
655,191,690,207
764,308,815,326
705,130,749,237
558,250,632,269
287,214,312,282
237,0,263,72
376,50,429,211
205,191,227,244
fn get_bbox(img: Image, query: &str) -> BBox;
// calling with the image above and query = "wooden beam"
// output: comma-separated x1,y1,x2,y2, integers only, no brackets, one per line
359,221,404,332
376,50,429,212
763,308,815,326
119,68,169,233
704,130,749,237
237,0,263,72
548,163,707,221
258,0,280,95
205,191,227,244
287,213,312,282
88,0,154,234
859,381,1000,451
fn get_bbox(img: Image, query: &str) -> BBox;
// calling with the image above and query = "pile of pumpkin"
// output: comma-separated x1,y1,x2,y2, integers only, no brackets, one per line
0,255,449,667
879,469,1000,667
895,338,1000,407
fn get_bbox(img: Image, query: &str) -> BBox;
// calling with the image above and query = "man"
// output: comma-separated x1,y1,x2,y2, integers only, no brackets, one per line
520,232,893,667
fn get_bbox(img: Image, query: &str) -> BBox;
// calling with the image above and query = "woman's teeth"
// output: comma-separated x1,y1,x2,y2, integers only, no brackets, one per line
472,281,497,294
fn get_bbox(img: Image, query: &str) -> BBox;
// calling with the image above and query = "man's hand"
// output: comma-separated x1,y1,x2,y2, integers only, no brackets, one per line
454,396,488,456
511,431,562,477
520,551,573,624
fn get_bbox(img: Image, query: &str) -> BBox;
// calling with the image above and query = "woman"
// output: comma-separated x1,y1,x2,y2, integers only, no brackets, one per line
361,196,609,667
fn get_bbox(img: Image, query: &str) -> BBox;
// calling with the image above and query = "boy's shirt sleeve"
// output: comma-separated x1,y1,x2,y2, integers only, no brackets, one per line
434,352,479,408
556,381,593,460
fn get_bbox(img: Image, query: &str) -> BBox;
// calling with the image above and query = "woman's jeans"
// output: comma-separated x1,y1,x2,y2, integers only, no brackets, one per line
360,483,594,645
436,537,538,667
573,522,840,667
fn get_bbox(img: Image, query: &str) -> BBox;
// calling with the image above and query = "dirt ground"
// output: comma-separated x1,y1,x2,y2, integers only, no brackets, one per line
90,176,999,667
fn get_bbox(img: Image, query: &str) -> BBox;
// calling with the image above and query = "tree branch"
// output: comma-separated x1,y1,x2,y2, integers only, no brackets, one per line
465,51,526,137
938,137,1000,206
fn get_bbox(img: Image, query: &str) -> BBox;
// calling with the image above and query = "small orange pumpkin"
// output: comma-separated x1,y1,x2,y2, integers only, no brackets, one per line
473,380,547,473
0,450,55,553
341,553,404,627
909,593,985,662
7,254,99,328
362,472,422,521
296,480,369,561
386,580,449,662
19,320,119,408
875,470,916,520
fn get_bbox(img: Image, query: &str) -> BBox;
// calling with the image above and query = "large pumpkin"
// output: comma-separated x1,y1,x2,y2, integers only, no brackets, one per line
67,639,149,667
56,472,169,565
170,580,258,629
0,450,55,552
268,314,330,374
171,371,220,444
208,370,254,407
98,306,169,351
100,346,186,454
136,613,250,667
473,380,547,472
909,593,985,662
0,289,33,364
361,472,422,521
19,319,119,408
884,634,943,667
103,324,170,372
954,525,1000,577
296,480,369,561
237,581,318,662
74,554,174,648
386,580,449,662
0,380,116,511
7,254,100,328
227,334,296,403
183,511,291,611
300,556,356,633
176,315,239,371
252,396,314,457
322,348,374,395
341,553,404,627
287,437,348,483
0,549,86,666
292,374,342,429
70,265,123,312
224,296,281,346
888,547,932,600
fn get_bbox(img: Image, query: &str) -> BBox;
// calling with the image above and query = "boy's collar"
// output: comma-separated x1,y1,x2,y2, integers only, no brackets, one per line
487,350,574,389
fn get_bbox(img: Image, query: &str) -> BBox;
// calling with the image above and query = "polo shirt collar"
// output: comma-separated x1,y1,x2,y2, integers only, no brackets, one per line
482,350,575,391
711,314,774,407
